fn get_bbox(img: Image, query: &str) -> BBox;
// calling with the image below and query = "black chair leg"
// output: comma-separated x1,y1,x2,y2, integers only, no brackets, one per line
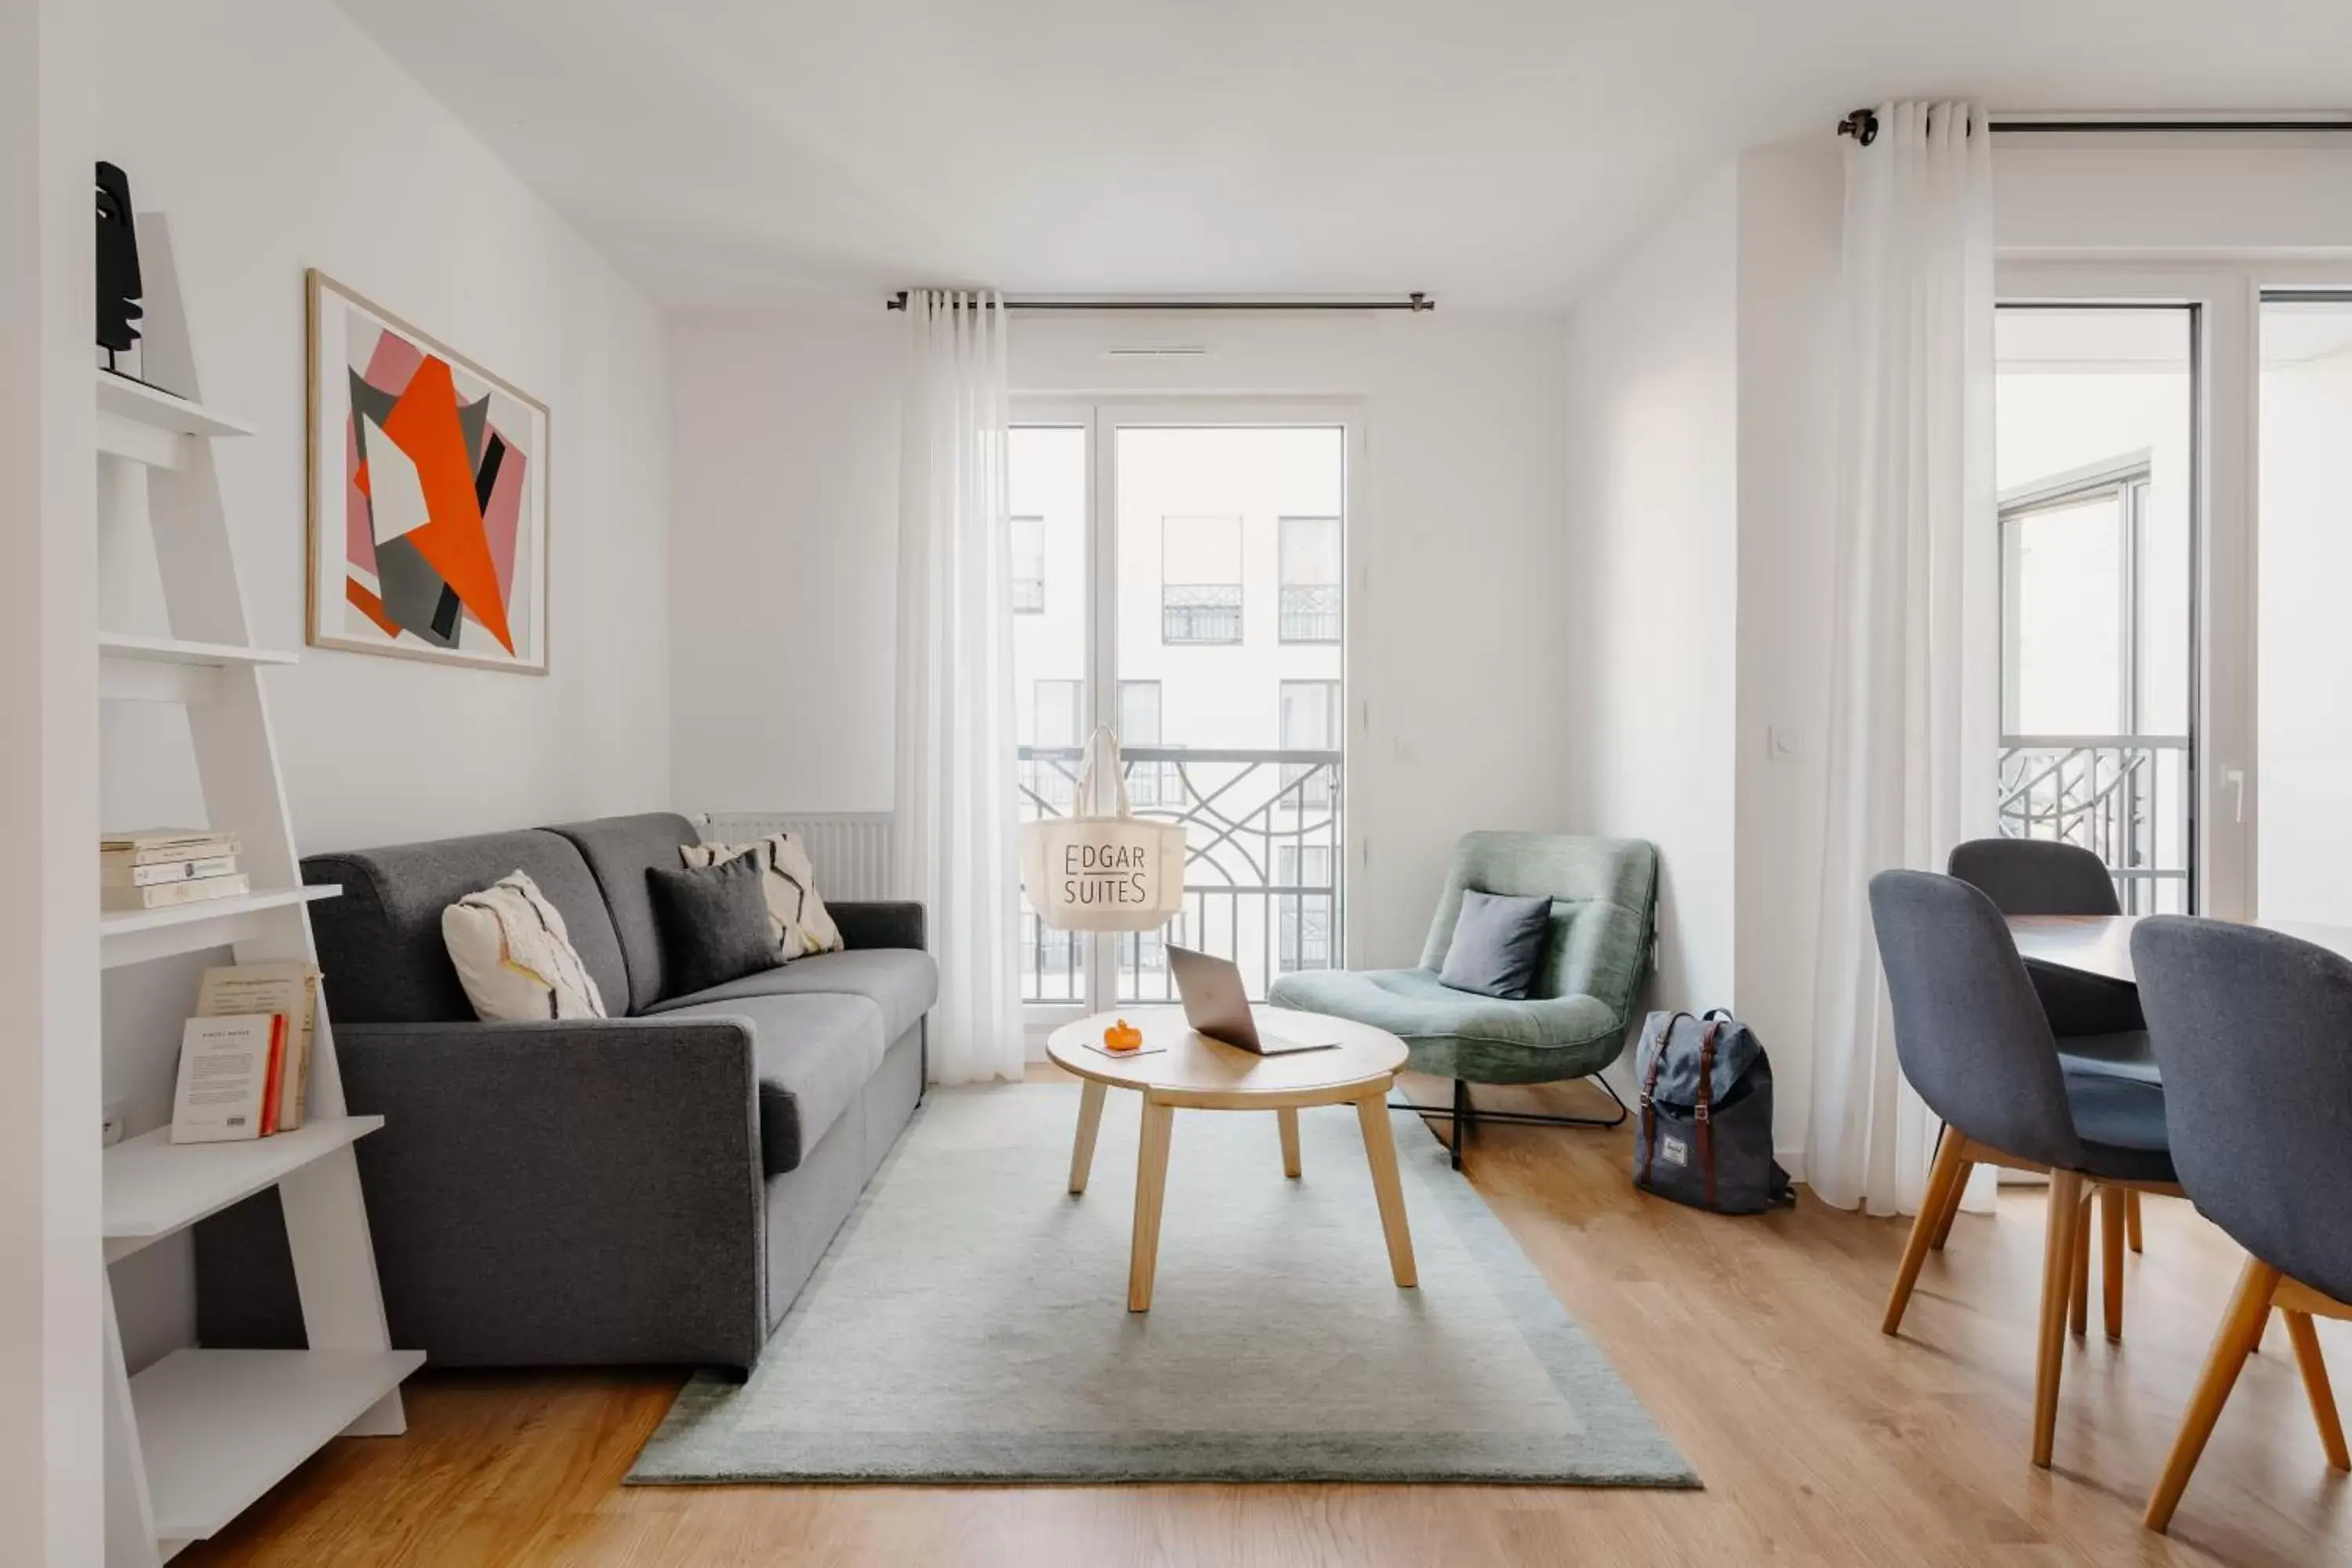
1397,1075,1632,1171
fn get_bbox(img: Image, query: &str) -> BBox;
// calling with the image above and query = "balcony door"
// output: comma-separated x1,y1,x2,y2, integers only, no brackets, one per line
1010,402,1356,1019
1993,305,2196,913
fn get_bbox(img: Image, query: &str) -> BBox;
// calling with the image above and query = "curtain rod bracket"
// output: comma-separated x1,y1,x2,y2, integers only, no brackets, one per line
1838,108,1879,146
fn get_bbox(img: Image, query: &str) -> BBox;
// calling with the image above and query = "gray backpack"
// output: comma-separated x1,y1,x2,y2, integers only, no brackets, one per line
1632,1008,1794,1214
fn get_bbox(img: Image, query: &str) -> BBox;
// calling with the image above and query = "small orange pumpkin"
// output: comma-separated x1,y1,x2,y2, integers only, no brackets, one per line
1102,1018,1144,1053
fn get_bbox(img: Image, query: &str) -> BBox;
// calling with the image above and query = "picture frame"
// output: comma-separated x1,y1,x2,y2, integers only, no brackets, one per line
306,270,550,673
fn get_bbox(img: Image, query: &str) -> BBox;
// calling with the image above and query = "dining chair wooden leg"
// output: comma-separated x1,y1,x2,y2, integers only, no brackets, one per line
2099,1185,2126,1343
2283,1308,2352,1472
2034,1171,2088,1467
2144,1254,2284,1530
2126,1189,2144,1254
1929,1149,1973,1252
1883,1127,1971,1335
2069,1191,2092,1339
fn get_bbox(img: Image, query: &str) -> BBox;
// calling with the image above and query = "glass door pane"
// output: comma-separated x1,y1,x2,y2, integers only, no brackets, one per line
1994,307,2194,912
2258,295,2352,923
1009,424,1088,1004
1110,423,1347,1002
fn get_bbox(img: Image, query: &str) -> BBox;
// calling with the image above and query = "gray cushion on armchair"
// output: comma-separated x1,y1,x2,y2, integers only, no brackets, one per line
1269,832,1657,1084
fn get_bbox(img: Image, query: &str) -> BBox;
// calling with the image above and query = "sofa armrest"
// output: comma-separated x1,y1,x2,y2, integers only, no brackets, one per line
196,1016,770,1370
831,899,927,952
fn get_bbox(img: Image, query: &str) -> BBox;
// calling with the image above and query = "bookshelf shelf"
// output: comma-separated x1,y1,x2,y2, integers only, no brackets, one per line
129,1348,426,1544
103,1116,386,1263
100,632,299,668
100,885,340,970
100,633,300,702
95,365,256,437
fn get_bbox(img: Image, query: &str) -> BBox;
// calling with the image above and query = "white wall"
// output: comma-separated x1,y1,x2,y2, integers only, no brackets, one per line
1996,138,2352,256
668,307,1575,971
1730,141,1846,1153
97,0,673,858
96,0,673,1369
1561,168,1741,1018
670,309,902,815
0,0,104,1558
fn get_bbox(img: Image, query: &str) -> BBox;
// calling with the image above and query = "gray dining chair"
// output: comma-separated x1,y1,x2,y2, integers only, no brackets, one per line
1869,869,2179,1466
1944,837,2157,1332
2132,916,2352,1534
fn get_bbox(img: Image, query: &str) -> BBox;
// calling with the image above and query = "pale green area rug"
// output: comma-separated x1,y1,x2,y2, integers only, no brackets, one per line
629,1083,1696,1486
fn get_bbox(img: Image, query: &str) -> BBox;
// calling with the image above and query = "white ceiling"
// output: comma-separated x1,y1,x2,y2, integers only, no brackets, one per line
337,0,2352,313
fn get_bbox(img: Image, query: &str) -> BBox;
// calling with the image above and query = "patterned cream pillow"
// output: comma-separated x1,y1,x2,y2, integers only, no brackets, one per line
680,833,844,960
441,869,608,1021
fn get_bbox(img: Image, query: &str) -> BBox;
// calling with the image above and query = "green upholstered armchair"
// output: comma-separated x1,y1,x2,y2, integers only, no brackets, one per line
1268,832,1657,1167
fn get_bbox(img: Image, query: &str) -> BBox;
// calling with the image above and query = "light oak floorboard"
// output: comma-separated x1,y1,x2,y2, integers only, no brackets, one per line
182,1071,2350,1568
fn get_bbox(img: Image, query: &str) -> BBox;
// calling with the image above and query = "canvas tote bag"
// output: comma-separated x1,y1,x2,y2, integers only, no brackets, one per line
1018,727,1187,932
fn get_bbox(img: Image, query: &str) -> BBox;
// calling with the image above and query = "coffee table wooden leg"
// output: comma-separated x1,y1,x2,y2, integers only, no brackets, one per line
1356,1091,1417,1288
1278,1107,1301,1178
1128,1097,1175,1312
1069,1080,1108,1195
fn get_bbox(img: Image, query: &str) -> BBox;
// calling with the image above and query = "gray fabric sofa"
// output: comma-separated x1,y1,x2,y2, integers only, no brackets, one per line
193,811,935,1373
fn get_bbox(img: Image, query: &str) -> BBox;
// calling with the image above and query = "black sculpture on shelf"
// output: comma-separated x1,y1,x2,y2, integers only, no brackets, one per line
95,160,143,376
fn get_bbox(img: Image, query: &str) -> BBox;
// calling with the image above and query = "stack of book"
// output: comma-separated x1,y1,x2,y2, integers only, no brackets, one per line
100,827,246,912
170,961,323,1143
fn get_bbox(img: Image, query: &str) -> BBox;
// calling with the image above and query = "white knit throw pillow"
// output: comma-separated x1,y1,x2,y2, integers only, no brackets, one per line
441,869,608,1021
679,833,844,960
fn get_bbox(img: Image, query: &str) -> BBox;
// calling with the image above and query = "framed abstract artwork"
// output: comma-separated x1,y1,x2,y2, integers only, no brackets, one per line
307,270,549,673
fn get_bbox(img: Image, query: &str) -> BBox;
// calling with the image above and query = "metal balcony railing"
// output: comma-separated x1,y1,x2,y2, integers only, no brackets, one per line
1017,746,1343,1005
1162,584,1243,644
1997,733,2191,913
1279,583,1341,643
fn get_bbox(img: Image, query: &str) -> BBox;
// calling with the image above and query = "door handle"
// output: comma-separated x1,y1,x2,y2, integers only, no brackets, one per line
2223,766,2247,826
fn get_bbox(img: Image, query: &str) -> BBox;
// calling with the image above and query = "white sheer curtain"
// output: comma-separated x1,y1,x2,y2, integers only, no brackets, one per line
1806,103,1999,1215
892,291,1026,1084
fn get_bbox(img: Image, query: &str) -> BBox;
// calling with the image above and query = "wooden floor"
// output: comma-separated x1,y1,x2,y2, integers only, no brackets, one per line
184,1075,2349,1567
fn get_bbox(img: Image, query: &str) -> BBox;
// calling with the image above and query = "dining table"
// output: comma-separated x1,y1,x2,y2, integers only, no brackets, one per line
2006,912,2352,984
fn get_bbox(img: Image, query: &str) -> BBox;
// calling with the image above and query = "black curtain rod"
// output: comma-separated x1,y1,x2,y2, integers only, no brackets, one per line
1837,107,2352,145
885,291,1434,313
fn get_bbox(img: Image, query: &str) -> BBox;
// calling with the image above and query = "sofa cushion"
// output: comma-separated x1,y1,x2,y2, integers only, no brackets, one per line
544,813,702,1013
654,991,886,1174
304,830,627,1025
1269,965,1620,1085
680,833,845,959
648,949,940,1044
441,869,611,1021
648,855,782,997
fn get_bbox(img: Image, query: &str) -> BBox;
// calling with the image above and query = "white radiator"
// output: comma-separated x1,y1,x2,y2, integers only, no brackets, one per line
698,811,895,901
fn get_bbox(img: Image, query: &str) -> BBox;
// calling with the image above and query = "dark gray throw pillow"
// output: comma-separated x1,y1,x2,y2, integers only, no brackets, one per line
1439,889,1555,999
648,853,781,999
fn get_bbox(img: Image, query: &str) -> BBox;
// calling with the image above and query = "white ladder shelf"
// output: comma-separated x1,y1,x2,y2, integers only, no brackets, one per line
99,218,419,1567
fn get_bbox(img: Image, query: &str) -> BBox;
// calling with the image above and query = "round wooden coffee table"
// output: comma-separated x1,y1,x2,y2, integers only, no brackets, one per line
1045,1007,1417,1311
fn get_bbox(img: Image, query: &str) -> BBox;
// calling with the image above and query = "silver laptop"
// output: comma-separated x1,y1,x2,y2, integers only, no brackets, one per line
1167,945,1341,1055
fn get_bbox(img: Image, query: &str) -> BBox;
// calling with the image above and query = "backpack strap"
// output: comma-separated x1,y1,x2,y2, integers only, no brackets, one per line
1636,1011,1691,1189
1696,1019,1721,1209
